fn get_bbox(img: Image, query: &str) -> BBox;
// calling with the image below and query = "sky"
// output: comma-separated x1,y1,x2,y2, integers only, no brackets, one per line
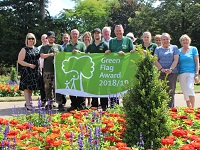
47,0,75,16
47,0,161,17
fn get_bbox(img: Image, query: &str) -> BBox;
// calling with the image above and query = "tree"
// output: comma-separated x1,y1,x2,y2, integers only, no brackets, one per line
155,0,200,48
0,0,56,66
123,47,172,149
108,0,142,36
58,0,116,34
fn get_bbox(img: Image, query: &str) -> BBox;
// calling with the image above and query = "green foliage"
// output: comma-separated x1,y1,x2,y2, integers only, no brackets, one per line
59,0,115,33
0,0,60,66
122,46,172,149
10,67,18,82
108,0,142,36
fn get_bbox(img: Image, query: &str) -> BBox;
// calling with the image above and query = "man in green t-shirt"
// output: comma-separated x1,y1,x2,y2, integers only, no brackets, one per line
40,31,64,111
106,24,135,55
64,29,86,112
105,24,135,107
64,29,86,53
86,28,109,111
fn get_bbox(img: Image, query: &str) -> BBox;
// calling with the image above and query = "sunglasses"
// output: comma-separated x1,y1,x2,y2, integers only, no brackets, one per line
28,38,34,40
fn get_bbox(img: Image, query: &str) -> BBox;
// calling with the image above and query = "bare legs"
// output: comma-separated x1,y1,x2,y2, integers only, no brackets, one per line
186,96,195,108
24,89,33,109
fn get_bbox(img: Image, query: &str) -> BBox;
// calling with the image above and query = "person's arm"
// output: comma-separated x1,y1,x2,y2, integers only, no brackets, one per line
17,48,35,69
154,57,165,73
40,46,54,58
40,53,54,59
194,55,199,83
170,54,179,70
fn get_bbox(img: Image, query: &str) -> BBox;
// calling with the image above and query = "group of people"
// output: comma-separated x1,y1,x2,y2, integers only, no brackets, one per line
17,24,199,112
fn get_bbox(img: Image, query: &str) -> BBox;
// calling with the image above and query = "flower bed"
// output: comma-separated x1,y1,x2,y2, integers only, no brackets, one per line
1,106,200,149
159,107,200,150
0,82,23,97
0,105,135,150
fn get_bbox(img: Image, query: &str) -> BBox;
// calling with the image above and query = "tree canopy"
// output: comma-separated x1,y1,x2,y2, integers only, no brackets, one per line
0,0,199,67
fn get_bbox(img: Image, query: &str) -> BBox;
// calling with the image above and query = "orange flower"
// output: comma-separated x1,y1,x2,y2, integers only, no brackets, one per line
117,117,126,123
61,113,72,120
33,126,47,132
161,137,174,146
50,140,62,147
25,147,40,150
183,119,193,126
20,132,31,140
192,142,200,148
179,144,195,150
184,108,194,113
52,128,60,134
115,142,127,148
0,118,9,125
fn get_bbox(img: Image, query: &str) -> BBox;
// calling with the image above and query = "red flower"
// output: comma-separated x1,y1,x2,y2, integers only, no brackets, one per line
183,119,193,126
25,147,40,150
118,147,132,150
61,113,72,120
179,144,195,150
115,142,127,148
50,140,62,147
20,132,31,140
9,119,19,125
161,137,174,146
158,148,169,150
171,107,178,112
64,132,73,139
172,129,187,137
118,117,126,123
192,142,200,148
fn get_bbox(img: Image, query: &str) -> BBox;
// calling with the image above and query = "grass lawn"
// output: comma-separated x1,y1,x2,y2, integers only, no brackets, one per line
0,96,39,102
1,80,200,102
176,81,200,93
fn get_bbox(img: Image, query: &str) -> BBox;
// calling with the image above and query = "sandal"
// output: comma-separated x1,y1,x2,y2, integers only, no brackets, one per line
25,103,33,111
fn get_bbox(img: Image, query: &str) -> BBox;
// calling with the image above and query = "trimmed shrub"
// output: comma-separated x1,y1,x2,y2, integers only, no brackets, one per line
122,46,172,149
10,67,18,82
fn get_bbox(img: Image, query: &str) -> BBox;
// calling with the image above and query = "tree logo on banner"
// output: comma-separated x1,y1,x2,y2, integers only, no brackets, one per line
61,55,95,92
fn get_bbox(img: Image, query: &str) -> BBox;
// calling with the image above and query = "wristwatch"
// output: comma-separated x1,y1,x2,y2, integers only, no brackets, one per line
170,68,173,71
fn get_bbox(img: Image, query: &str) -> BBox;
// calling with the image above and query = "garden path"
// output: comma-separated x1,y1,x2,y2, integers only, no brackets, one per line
0,94,200,119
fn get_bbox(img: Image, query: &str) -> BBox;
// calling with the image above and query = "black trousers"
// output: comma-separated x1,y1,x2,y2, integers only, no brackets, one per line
69,96,85,108
92,98,108,108
40,69,46,102
62,95,66,104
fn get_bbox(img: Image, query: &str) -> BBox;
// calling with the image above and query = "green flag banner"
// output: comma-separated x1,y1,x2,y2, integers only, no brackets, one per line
55,52,139,97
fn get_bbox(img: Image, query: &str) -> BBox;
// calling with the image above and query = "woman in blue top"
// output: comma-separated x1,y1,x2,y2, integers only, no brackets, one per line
154,33,179,108
178,34,199,108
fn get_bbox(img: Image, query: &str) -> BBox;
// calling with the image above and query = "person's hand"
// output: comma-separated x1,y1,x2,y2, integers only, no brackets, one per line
49,53,55,56
118,51,125,55
195,75,199,83
29,64,36,69
130,50,136,53
105,50,111,54
54,49,58,53
72,49,80,54
160,68,167,73
165,69,172,74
